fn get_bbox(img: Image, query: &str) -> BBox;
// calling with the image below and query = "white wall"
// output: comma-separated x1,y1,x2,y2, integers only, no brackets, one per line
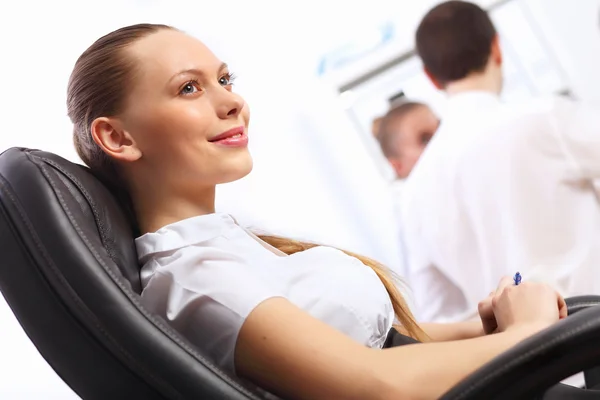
523,0,600,103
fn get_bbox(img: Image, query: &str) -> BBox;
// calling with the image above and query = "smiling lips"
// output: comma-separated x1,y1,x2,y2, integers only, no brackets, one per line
209,126,248,147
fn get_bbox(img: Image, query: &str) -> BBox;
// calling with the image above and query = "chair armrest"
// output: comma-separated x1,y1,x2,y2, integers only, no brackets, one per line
567,296,600,390
440,297,600,399
567,296,600,315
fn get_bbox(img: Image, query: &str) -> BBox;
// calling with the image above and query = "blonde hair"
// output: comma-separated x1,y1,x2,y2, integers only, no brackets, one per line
67,22,427,343
258,235,427,341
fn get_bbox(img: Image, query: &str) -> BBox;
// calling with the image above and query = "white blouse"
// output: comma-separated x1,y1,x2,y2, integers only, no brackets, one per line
135,213,394,376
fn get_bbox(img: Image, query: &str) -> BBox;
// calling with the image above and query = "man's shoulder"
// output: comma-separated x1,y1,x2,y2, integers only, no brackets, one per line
503,95,582,120
499,95,600,144
462,95,574,144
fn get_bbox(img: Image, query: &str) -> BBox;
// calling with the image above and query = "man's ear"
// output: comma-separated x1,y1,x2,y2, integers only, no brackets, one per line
424,67,444,90
490,34,503,67
389,158,406,179
90,117,142,162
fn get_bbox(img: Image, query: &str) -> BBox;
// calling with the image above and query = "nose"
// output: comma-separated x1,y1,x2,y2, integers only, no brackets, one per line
214,88,244,120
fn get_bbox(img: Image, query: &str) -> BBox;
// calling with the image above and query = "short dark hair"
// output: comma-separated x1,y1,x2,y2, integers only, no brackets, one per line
377,102,425,158
415,1,497,85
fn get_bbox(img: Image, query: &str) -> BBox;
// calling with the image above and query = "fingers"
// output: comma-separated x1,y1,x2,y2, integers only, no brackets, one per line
496,276,568,321
478,291,498,335
557,292,568,319
491,277,514,309
478,292,494,314
496,276,514,293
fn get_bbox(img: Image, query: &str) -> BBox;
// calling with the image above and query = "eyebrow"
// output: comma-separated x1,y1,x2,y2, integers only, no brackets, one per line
169,62,228,83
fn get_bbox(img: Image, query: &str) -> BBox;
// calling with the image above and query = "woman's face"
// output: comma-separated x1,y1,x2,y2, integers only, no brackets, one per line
115,29,252,191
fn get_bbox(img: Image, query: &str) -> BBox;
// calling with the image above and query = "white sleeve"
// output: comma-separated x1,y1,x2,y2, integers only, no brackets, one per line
409,265,474,323
140,248,285,376
398,192,440,322
552,97,600,179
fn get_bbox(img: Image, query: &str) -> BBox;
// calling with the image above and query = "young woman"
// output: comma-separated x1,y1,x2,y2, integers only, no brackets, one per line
67,23,567,400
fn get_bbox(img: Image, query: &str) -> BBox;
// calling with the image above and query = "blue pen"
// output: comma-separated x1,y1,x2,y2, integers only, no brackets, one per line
513,272,522,286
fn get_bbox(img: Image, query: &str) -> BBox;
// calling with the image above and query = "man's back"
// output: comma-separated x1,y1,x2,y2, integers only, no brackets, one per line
401,91,600,322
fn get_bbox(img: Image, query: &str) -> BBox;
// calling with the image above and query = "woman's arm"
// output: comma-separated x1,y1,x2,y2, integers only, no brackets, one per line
236,297,551,400
398,321,485,342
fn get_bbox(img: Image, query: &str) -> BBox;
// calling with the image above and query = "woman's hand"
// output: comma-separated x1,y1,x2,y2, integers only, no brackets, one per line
478,276,567,335
493,276,567,332
478,291,498,334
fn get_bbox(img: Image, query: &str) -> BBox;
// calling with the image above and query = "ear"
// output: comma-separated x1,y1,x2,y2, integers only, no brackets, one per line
490,34,503,66
372,117,383,138
389,158,406,179
423,67,444,90
90,117,142,163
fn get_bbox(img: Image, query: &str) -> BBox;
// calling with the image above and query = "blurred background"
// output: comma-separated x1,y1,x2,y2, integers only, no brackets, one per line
1,0,599,397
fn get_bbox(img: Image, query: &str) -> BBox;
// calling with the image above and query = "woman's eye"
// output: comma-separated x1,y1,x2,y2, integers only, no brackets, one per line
219,73,236,86
180,82,199,95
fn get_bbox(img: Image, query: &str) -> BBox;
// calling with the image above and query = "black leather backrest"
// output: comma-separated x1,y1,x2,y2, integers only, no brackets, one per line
0,148,264,400
14,149,141,292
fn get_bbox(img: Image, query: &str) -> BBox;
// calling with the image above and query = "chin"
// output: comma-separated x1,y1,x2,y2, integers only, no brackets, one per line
220,154,253,184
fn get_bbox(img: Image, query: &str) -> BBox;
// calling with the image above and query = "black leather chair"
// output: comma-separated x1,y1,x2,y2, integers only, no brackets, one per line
1,147,600,400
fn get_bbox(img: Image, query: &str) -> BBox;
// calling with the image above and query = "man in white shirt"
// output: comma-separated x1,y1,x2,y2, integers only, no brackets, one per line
401,0,600,323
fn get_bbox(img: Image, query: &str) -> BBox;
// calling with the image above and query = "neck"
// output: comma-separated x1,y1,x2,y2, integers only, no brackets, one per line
129,180,217,235
445,70,501,97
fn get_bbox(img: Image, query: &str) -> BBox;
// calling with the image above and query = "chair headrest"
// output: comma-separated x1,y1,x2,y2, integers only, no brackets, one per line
0,148,141,292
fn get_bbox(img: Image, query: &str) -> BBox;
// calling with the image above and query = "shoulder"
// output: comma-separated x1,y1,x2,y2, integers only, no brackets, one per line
502,95,592,129
139,236,287,375
135,213,239,263
488,97,555,132
498,96,600,152
141,239,281,297
459,96,569,152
